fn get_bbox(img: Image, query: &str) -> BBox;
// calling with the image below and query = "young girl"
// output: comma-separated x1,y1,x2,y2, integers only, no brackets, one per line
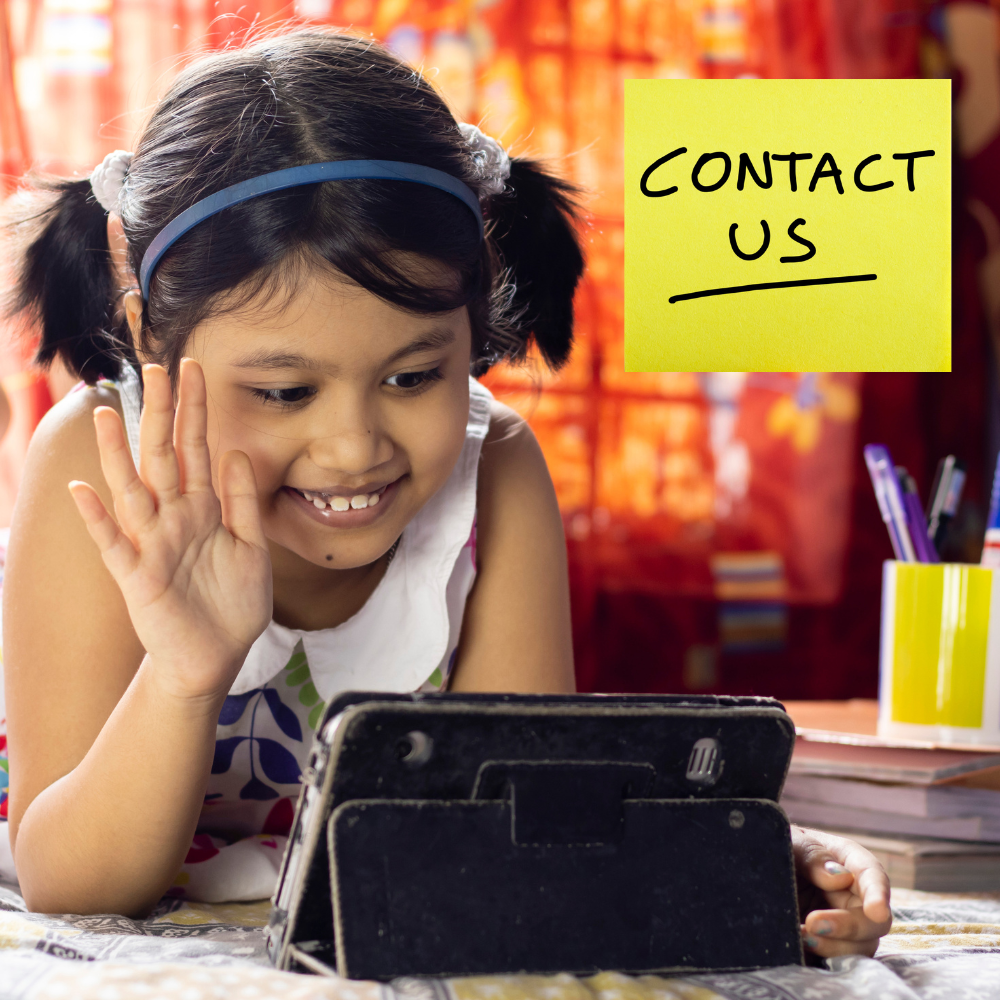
3,29,889,960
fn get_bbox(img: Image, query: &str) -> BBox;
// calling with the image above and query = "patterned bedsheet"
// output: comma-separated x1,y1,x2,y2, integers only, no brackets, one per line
2,882,999,1000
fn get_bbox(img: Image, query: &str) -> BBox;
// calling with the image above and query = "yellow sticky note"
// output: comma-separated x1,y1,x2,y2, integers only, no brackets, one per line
624,79,951,372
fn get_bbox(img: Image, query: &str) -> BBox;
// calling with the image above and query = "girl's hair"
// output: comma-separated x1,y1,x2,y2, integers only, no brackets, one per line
7,31,585,383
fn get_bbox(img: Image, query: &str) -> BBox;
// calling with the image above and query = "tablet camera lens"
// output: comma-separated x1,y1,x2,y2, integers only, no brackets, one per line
394,730,433,767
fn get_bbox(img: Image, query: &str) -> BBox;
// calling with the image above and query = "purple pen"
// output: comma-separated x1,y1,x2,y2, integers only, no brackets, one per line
864,445,917,562
896,467,938,563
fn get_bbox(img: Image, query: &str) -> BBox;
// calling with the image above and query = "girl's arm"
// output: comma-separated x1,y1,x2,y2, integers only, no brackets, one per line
449,401,575,693
6,363,270,916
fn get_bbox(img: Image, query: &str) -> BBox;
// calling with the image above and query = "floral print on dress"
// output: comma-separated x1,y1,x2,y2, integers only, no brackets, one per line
169,641,327,900
171,636,462,900
199,641,322,837
213,684,304,800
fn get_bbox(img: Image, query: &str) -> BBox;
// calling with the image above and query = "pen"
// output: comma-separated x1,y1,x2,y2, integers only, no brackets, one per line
864,444,917,562
982,452,1000,568
926,455,966,551
896,466,938,563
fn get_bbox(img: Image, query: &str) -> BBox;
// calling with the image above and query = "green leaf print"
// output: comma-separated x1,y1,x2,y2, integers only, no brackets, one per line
308,701,325,731
280,639,326,735
286,663,310,686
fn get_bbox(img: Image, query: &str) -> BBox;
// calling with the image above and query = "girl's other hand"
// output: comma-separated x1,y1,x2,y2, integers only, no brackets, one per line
68,359,273,701
793,825,892,959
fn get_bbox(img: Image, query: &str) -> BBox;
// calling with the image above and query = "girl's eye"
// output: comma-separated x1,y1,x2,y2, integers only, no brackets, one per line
249,386,314,406
385,368,443,391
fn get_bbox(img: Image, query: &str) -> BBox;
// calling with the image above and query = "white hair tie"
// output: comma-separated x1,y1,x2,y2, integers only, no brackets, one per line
459,123,510,197
90,149,133,213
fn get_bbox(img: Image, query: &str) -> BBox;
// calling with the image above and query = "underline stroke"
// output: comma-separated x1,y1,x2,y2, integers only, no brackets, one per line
668,273,878,304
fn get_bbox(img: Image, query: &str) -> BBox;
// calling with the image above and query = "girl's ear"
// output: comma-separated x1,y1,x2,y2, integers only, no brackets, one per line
111,216,149,364
123,290,144,355
106,213,131,287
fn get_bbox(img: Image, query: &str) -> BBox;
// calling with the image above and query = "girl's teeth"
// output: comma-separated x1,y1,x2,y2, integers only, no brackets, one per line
298,488,386,512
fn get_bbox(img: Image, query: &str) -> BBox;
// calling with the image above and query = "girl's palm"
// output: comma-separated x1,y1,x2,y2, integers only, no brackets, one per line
70,360,272,700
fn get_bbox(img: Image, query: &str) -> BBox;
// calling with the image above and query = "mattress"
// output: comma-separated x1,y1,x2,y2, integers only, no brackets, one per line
1,881,998,1000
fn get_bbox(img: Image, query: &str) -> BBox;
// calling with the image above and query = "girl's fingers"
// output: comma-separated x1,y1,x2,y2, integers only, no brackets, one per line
69,480,139,580
793,826,892,924
800,852,855,893
802,904,886,958
174,358,213,495
792,828,856,888
803,905,892,944
138,364,181,503
843,842,892,924
812,831,892,924
802,929,880,959
218,450,265,549
794,826,893,959
93,406,157,533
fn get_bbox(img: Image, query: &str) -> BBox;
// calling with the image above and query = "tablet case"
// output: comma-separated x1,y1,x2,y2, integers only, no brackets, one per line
266,692,802,980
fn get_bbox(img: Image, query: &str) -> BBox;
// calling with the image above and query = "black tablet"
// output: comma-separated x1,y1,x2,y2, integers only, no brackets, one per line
266,692,801,980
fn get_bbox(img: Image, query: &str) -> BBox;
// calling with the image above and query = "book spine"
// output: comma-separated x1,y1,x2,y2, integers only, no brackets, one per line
782,799,990,842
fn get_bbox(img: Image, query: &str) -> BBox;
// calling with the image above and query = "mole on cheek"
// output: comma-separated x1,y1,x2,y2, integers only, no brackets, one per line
326,554,333,561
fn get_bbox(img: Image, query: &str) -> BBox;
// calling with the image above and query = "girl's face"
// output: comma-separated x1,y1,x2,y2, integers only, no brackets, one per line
183,269,472,571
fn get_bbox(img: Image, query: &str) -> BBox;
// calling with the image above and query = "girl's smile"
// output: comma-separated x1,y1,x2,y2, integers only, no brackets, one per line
281,476,399,528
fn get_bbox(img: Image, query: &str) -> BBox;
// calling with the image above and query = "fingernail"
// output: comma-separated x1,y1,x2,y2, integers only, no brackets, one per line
824,861,848,875
804,936,819,950
814,920,833,936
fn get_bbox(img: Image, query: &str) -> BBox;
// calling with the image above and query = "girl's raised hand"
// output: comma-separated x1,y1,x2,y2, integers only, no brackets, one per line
793,826,892,959
69,359,273,701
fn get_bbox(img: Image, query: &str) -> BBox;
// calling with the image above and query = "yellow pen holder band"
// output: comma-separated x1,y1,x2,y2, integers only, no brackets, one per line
878,560,1000,745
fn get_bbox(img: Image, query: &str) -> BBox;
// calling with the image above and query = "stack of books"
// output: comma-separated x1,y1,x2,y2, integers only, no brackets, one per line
781,703,1000,891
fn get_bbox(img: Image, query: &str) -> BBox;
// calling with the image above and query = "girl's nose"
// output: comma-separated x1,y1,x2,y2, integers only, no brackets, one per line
305,400,393,475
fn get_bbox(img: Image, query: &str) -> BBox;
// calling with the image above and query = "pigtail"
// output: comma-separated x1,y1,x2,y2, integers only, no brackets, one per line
6,178,125,382
487,159,585,370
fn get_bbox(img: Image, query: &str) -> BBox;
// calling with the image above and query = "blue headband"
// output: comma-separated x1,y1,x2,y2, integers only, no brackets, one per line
139,159,484,300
